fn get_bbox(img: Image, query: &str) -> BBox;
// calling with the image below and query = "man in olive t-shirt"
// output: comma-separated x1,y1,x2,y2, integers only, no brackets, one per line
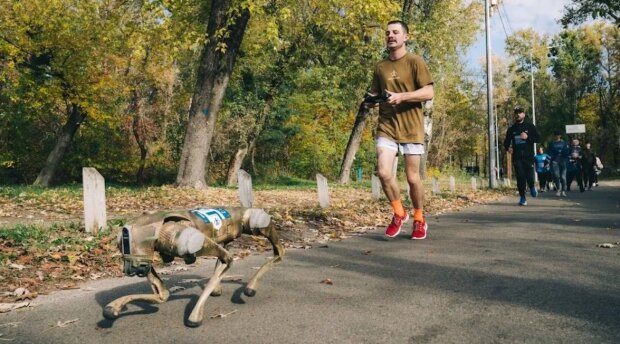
365,20,434,240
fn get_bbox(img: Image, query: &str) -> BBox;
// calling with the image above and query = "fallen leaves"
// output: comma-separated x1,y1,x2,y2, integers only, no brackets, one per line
0,288,37,304
158,266,189,275
209,309,237,319
168,286,185,293
320,278,333,285
596,242,619,248
8,264,25,271
0,301,35,313
55,318,79,328
43,318,79,332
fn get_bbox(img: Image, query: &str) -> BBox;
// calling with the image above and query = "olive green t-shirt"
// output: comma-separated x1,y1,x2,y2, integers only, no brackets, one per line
370,52,433,143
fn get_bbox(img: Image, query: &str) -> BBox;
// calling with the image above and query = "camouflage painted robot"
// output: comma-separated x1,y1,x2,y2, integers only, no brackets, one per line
103,207,285,327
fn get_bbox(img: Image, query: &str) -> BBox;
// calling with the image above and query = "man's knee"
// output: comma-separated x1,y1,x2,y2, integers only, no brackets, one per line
406,173,421,186
377,168,394,181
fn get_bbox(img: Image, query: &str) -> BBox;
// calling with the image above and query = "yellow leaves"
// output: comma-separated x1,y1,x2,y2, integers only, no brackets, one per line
1,160,16,168
216,42,228,53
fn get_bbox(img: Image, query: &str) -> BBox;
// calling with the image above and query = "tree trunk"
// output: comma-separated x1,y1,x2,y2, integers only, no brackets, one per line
338,103,370,184
420,100,433,180
175,1,250,189
226,102,271,185
33,103,86,186
226,144,249,186
130,90,149,185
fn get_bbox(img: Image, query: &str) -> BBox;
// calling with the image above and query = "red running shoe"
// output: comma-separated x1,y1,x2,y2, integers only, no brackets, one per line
411,219,427,240
385,213,409,238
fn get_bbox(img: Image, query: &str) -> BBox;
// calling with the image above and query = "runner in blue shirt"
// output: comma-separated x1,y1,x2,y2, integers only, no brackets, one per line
534,146,551,192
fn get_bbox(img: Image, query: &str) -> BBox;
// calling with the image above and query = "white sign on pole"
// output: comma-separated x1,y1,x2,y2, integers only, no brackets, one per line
565,124,586,134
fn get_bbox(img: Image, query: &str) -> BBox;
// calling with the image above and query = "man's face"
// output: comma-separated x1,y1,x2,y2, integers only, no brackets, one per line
385,23,408,50
514,111,525,122
586,143,591,149
572,139,579,146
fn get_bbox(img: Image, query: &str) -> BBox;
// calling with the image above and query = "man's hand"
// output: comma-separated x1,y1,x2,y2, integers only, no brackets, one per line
520,132,528,140
386,90,403,105
385,85,434,105
507,147,513,154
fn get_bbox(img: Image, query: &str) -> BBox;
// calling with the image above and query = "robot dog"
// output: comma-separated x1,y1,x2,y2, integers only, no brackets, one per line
103,207,284,327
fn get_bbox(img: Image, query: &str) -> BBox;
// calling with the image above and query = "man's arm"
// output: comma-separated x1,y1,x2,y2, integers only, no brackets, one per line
386,84,434,105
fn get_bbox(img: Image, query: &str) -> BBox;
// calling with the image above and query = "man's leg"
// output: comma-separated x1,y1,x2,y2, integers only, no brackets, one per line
586,167,594,189
377,146,402,210
576,165,585,192
559,160,567,192
403,154,423,219
377,145,407,237
514,160,527,198
403,154,427,239
539,172,547,191
525,161,537,197
551,161,561,195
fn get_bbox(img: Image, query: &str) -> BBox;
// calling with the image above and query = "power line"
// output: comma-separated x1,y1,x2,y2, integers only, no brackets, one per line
497,8,511,40
499,2,514,35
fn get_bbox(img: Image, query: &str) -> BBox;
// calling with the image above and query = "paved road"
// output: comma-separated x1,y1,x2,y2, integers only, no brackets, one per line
2,181,619,344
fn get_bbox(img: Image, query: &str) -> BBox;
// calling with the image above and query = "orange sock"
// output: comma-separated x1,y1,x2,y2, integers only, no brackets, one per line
390,200,406,218
413,208,424,222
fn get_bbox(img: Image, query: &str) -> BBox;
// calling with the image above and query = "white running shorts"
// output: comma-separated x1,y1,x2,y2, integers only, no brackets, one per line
376,137,425,155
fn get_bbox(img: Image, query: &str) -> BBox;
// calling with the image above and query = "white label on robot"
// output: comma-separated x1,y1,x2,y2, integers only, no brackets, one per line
191,208,231,230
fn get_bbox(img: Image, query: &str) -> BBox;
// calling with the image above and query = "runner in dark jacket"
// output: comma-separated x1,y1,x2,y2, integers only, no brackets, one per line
503,106,540,206
568,139,585,192
546,130,570,196
581,143,596,190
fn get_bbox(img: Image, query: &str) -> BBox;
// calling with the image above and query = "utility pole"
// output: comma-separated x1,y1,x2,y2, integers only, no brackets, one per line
485,0,497,188
530,50,538,183
530,50,537,148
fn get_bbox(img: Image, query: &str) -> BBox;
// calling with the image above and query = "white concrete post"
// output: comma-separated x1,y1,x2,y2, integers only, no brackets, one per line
391,156,398,177
316,174,330,208
83,167,106,234
238,169,253,208
471,177,477,191
432,177,440,194
371,175,382,200
449,176,456,193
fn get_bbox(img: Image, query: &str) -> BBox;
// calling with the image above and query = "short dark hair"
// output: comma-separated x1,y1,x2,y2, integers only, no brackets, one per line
553,130,563,135
514,106,525,114
387,20,409,34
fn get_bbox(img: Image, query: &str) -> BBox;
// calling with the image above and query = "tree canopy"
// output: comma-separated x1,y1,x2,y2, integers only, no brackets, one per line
1,0,618,186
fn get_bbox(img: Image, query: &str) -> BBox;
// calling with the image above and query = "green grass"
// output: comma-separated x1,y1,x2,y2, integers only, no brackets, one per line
0,221,117,263
0,184,83,200
252,175,319,190
0,224,51,245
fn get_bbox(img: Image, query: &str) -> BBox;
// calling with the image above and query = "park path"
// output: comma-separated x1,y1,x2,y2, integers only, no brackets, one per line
1,181,619,343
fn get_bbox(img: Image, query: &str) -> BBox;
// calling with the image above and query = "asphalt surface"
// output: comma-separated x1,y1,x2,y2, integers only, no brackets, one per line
2,181,619,344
